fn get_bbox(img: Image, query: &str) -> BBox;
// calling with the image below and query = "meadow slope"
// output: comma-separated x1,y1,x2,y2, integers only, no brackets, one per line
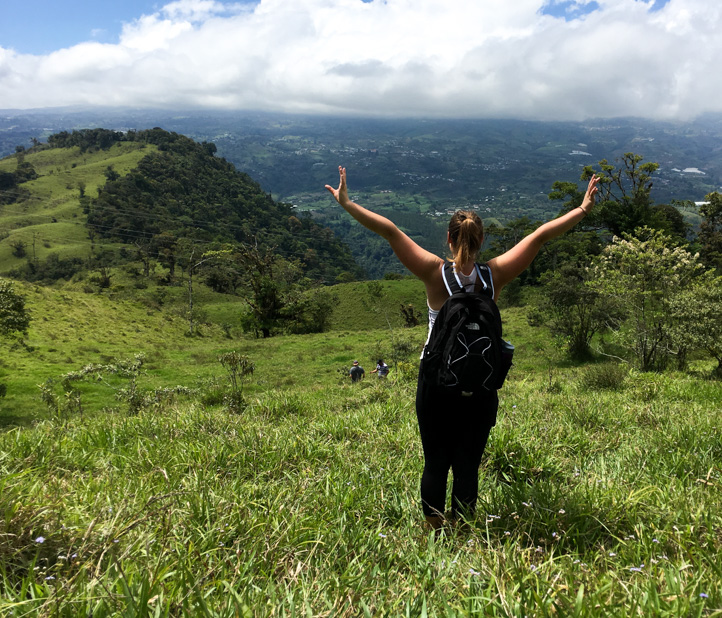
1,280,721,616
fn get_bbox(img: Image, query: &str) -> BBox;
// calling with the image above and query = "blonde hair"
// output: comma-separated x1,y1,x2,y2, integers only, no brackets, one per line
447,210,484,268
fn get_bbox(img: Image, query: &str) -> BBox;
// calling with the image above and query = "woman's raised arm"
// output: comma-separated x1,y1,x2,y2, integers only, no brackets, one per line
325,166,443,283
488,174,599,295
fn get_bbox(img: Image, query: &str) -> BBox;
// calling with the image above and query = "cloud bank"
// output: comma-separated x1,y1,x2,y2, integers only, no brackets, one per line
0,0,720,121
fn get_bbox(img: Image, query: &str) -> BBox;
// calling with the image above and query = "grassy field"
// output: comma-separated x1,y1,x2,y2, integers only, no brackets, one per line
0,143,154,271
0,277,429,425
1,278,721,616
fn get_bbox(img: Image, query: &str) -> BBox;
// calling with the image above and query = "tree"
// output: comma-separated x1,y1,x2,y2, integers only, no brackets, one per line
668,275,722,376
281,287,338,334
104,165,120,182
698,192,722,272
153,233,178,278
134,239,154,278
178,243,230,336
9,239,27,258
234,243,328,337
533,264,622,360
204,259,244,294
582,153,662,237
238,244,284,338
0,278,30,337
590,228,704,371
480,217,541,283
651,203,689,243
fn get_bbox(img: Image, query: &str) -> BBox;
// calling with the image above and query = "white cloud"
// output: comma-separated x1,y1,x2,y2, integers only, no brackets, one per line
0,0,720,120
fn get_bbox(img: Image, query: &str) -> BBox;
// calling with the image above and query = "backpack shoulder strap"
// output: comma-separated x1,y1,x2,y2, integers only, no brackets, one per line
442,262,464,296
475,263,495,299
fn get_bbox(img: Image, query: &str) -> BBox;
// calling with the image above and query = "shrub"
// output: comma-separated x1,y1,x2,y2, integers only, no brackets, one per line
591,228,705,371
580,363,628,390
10,240,27,258
0,278,30,336
198,377,226,407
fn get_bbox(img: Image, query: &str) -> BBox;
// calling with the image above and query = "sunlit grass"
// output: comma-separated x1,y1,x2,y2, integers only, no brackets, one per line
0,143,154,272
1,283,721,615
1,365,720,616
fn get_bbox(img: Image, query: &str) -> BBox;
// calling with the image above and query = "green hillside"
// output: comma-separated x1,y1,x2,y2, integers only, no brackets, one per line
0,277,430,425
1,275,721,615
0,141,152,270
1,121,721,616
0,129,363,284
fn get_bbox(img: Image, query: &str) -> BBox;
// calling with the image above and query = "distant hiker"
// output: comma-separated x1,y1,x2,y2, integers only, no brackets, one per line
371,359,389,378
326,166,599,531
349,360,365,382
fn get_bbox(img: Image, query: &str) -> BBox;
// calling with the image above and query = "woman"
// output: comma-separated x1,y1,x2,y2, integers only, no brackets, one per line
326,167,599,529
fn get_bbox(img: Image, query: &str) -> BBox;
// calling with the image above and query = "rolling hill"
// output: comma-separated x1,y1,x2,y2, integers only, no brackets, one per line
0,128,364,284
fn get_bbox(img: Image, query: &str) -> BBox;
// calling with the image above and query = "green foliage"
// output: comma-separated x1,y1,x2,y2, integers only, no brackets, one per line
667,275,722,376
47,128,126,152
218,351,254,395
1,126,362,292
591,228,705,371
82,128,361,285
38,354,148,418
533,264,622,360
579,362,628,390
0,160,33,205
237,244,297,338
218,351,255,413
9,239,27,258
698,191,722,272
34,354,195,421
0,277,30,336
282,286,338,335
9,253,86,283
582,153,663,237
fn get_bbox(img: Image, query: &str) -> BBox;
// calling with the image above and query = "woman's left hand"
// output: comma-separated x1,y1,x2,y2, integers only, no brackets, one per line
325,166,350,207
581,174,600,214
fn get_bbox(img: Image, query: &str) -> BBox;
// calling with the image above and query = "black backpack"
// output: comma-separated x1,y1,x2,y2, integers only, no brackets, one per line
421,263,512,396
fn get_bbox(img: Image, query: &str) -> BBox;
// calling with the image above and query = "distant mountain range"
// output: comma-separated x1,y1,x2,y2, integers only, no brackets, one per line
2,108,720,277
2,109,720,204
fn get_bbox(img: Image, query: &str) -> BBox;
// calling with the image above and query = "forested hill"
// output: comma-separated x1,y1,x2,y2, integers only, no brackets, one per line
9,128,364,283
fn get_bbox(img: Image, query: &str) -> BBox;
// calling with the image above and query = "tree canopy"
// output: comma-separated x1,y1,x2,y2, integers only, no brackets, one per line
44,128,363,284
0,278,30,337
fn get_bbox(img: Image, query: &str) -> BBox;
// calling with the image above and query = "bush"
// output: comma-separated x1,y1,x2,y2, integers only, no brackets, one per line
580,363,628,390
10,240,27,258
198,377,226,406
223,391,246,414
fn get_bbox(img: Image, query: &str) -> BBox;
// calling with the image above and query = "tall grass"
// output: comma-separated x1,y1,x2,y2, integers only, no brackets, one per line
1,276,720,615
1,350,720,616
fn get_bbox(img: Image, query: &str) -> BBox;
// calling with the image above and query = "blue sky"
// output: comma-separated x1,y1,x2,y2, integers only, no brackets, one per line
0,1,164,54
540,0,670,20
0,1,258,54
0,0,719,121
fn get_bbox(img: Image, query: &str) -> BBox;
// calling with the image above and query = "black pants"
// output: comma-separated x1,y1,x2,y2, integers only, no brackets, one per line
415,362,497,518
